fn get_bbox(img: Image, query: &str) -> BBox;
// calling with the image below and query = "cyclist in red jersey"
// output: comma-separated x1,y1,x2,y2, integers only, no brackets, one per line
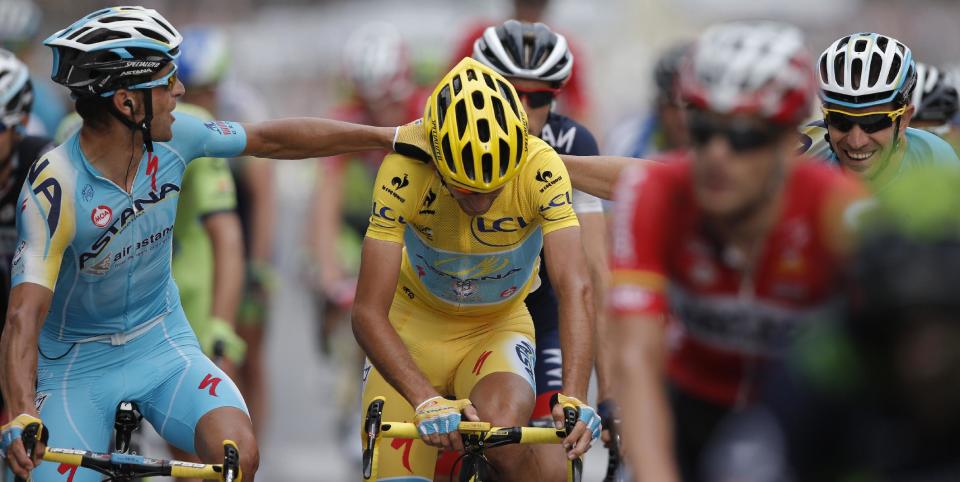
448,0,590,121
593,22,867,482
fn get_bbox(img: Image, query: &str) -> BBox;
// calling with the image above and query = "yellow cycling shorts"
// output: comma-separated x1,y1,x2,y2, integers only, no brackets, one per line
360,292,537,481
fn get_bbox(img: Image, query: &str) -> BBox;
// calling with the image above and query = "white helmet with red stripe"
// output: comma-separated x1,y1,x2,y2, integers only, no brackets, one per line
680,21,816,126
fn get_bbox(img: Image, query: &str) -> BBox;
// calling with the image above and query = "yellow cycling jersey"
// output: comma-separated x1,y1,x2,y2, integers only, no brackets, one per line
366,136,579,316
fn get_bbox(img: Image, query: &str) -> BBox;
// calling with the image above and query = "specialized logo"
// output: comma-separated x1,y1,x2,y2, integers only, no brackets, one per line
391,173,409,190
82,184,94,202
58,462,79,482
91,205,112,228
34,391,48,412
472,350,494,375
199,373,221,397
27,157,62,237
391,438,414,473
514,340,536,385
146,153,159,192
203,120,239,136
11,240,25,277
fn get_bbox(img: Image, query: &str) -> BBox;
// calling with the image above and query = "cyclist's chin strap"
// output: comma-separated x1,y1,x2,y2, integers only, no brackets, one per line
107,89,155,156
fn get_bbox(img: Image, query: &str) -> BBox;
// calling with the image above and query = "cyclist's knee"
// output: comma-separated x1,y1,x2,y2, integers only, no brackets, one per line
468,372,535,425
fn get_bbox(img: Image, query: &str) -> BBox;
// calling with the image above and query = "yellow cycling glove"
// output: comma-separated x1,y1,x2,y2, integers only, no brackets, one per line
414,396,473,437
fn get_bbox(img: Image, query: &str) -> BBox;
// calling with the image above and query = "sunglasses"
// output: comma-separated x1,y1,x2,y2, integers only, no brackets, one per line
687,112,783,152
821,105,906,134
101,65,179,97
514,87,560,109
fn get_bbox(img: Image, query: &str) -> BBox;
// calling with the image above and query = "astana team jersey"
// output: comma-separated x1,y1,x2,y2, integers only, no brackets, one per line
365,136,580,317
799,122,960,190
13,113,247,341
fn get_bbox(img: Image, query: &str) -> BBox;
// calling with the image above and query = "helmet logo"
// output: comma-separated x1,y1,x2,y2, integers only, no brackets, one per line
391,173,409,190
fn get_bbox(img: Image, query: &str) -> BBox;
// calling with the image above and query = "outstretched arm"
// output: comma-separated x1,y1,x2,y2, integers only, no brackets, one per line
560,155,651,200
242,119,395,159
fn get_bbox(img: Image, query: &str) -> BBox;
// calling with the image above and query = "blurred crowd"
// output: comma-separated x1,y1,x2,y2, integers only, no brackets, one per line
2,0,960,481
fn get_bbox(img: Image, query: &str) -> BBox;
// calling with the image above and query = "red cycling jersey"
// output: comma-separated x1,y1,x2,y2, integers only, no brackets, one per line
609,154,866,406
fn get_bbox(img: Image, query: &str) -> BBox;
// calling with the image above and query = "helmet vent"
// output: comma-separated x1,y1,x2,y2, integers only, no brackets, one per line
837,36,850,50
482,72,495,90
66,26,91,41
490,96,507,131
466,68,477,81
834,55,845,84
514,126,524,166
851,58,862,89
854,39,867,52
152,16,177,37
496,79,520,117
887,56,901,85
99,16,127,23
455,99,468,138
452,75,462,95
461,144,476,180
819,57,829,84
481,153,493,183
79,28,130,44
477,118,490,142
876,36,888,50
498,139,510,175
472,90,484,109
437,85,451,125
136,27,167,43
441,134,456,173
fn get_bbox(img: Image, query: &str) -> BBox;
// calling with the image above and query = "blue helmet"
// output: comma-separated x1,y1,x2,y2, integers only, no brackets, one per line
177,26,231,88
44,6,182,98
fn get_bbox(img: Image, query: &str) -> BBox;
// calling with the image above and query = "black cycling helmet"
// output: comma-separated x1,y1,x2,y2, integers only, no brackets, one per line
911,63,959,125
654,42,691,106
472,19,572,86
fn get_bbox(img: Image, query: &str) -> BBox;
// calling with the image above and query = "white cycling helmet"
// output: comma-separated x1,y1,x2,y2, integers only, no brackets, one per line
0,48,31,128
44,6,182,98
342,22,413,102
472,20,573,85
911,63,958,125
818,33,916,108
680,21,816,126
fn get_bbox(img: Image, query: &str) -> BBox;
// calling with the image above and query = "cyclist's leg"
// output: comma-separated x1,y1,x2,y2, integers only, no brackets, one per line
31,337,119,482
360,361,437,481
136,317,259,480
453,313,541,482
529,304,567,482
236,280,268,436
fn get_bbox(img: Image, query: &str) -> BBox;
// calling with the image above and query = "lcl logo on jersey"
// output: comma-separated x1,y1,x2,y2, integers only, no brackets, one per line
91,205,112,228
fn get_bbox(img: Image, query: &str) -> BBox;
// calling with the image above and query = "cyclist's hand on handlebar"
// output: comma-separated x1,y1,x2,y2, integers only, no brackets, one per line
393,119,433,163
414,396,477,453
1,414,47,478
553,394,602,459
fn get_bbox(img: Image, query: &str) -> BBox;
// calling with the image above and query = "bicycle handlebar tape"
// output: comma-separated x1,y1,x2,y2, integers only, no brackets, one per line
222,440,241,482
562,407,584,482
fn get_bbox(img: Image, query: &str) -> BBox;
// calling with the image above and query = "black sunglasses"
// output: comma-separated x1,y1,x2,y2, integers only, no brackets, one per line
821,105,906,134
514,87,559,108
687,112,783,152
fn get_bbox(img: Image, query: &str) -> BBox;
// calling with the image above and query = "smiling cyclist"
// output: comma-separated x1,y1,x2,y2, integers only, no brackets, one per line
0,6,419,481
799,33,960,190
354,57,599,481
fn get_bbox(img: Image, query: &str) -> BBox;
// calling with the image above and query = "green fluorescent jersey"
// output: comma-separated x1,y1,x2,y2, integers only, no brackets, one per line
172,103,238,337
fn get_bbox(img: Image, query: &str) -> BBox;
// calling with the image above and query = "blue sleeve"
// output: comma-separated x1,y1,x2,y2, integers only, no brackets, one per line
168,112,247,163
570,122,600,156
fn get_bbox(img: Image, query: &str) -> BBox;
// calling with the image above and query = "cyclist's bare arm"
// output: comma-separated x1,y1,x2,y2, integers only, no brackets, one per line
611,314,679,482
204,212,244,325
579,213,614,403
0,283,53,475
241,119,394,159
352,238,438,406
560,155,652,200
543,226,595,455
244,159,275,269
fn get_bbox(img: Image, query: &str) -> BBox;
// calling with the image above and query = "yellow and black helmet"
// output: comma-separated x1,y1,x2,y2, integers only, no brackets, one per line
424,57,528,193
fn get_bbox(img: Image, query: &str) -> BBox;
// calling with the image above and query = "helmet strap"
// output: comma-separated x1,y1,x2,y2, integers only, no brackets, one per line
106,89,155,155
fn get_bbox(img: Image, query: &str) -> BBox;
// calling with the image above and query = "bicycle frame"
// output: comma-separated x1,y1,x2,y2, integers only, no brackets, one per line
362,397,583,482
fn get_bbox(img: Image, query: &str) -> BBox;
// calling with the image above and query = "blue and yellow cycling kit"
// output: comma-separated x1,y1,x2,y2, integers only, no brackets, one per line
360,136,578,481
13,113,248,481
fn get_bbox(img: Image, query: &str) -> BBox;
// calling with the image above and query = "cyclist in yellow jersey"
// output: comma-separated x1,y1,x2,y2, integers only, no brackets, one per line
354,58,600,481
